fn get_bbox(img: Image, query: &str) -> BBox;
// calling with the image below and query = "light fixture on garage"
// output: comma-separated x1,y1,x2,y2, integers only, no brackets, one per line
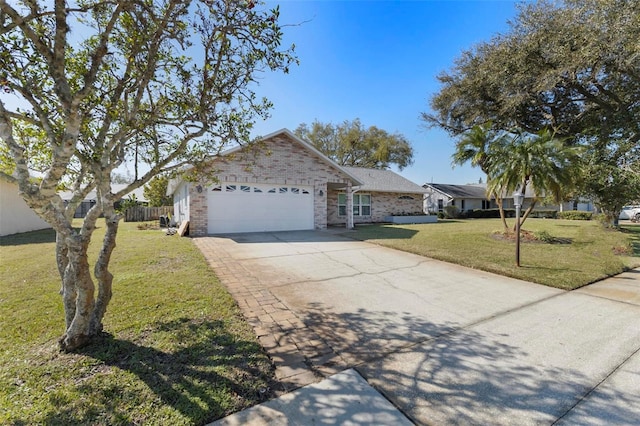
196,185,203,193
319,189,324,197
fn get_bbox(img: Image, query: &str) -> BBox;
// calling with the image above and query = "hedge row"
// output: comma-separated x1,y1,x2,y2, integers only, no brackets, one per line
556,211,593,220
438,208,593,220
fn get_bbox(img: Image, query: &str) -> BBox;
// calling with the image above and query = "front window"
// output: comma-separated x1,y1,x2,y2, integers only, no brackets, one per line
338,193,371,216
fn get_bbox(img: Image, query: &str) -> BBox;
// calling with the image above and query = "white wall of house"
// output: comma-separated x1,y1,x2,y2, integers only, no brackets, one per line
423,188,450,213
449,198,490,212
0,180,51,236
559,199,594,212
172,181,190,224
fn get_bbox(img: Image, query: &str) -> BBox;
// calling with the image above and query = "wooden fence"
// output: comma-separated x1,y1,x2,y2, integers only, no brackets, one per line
124,206,173,222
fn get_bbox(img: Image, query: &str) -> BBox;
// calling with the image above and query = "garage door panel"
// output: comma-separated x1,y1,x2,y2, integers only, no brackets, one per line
208,183,314,234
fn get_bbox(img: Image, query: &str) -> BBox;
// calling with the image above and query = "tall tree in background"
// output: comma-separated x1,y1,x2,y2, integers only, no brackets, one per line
295,119,414,170
582,142,640,227
424,0,639,226
0,0,297,351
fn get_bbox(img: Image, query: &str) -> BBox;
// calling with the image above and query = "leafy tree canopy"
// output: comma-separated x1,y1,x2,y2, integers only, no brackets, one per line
0,0,297,351
294,118,414,170
143,175,172,207
424,0,639,225
425,0,640,142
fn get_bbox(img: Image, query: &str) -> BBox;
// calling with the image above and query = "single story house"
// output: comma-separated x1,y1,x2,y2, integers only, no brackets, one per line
424,182,594,214
423,183,495,214
0,180,51,236
168,129,427,236
58,185,148,218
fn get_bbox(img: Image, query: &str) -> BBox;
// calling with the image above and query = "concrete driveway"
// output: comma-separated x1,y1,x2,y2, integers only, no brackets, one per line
195,230,640,425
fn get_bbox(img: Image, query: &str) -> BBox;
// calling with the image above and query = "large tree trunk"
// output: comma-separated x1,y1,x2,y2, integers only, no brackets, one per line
57,208,120,352
58,234,96,351
90,214,119,335
602,209,620,228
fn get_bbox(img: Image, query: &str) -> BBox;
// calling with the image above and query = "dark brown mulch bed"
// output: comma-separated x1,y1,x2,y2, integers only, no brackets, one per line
491,230,572,245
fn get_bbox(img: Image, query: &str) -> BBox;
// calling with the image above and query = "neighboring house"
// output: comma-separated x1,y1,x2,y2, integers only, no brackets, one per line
0,180,51,236
424,182,594,214
423,183,495,214
167,128,427,236
58,185,148,218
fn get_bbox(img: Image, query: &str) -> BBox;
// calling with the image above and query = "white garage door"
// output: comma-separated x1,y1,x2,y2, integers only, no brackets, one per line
207,183,314,233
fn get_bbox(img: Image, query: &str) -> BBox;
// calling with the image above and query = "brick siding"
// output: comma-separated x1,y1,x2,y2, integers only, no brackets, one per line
327,190,424,225
189,133,353,236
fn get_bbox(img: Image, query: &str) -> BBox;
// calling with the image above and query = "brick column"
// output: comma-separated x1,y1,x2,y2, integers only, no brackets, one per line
189,183,208,236
346,181,354,230
314,182,328,229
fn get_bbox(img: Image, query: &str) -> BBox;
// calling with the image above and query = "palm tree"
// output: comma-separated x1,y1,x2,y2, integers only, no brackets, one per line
451,123,510,229
487,129,582,231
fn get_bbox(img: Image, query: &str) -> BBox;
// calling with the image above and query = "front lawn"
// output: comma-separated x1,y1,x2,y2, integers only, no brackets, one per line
352,219,640,290
0,221,273,425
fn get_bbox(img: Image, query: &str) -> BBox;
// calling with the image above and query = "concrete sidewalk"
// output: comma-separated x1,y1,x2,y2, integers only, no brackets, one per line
197,231,640,425
211,369,413,425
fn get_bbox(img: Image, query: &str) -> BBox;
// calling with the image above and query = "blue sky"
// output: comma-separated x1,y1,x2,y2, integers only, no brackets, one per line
252,0,526,185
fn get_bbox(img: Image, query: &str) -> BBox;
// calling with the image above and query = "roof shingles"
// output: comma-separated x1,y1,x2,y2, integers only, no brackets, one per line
342,167,427,194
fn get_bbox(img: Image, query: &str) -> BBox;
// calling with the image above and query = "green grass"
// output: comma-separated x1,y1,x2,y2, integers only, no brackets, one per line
352,219,640,290
0,221,274,425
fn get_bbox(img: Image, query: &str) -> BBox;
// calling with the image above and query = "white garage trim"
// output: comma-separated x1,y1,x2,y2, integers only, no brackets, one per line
207,182,314,233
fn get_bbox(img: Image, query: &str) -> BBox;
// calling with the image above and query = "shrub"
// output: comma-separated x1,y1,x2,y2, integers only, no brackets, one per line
529,210,557,219
437,212,445,219
557,211,593,221
467,209,504,219
534,230,555,243
444,205,460,219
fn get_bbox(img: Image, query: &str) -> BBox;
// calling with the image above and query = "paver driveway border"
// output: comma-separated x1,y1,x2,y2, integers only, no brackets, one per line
194,231,355,393
194,230,640,425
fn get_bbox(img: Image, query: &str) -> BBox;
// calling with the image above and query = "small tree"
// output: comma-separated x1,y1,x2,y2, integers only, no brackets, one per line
0,1,297,351
143,175,172,207
451,123,510,229
487,129,582,230
295,118,414,170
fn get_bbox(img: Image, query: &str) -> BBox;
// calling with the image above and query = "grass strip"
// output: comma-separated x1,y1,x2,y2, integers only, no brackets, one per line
351,219,640,290
0,221,273,425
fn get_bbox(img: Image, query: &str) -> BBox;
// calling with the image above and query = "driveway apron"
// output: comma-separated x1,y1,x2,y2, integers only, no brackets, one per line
194,231,640,425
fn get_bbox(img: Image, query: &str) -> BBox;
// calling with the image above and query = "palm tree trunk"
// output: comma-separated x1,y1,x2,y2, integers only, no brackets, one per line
495,194,508,231
520,200,538,227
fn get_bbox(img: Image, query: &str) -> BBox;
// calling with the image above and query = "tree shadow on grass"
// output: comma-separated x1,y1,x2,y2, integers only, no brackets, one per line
621,225,640,256
0,227,56,246
38,318,274,425
351,226,419,241
298,304,638,425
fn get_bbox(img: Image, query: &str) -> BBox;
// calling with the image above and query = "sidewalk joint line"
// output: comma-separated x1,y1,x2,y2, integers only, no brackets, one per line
551,344,640,425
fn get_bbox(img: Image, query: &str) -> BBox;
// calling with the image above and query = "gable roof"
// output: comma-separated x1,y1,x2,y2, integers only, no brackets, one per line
424,183,488,199
221,128,363,186
168,129,363,195
424,182,540,199
343,167,427,194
